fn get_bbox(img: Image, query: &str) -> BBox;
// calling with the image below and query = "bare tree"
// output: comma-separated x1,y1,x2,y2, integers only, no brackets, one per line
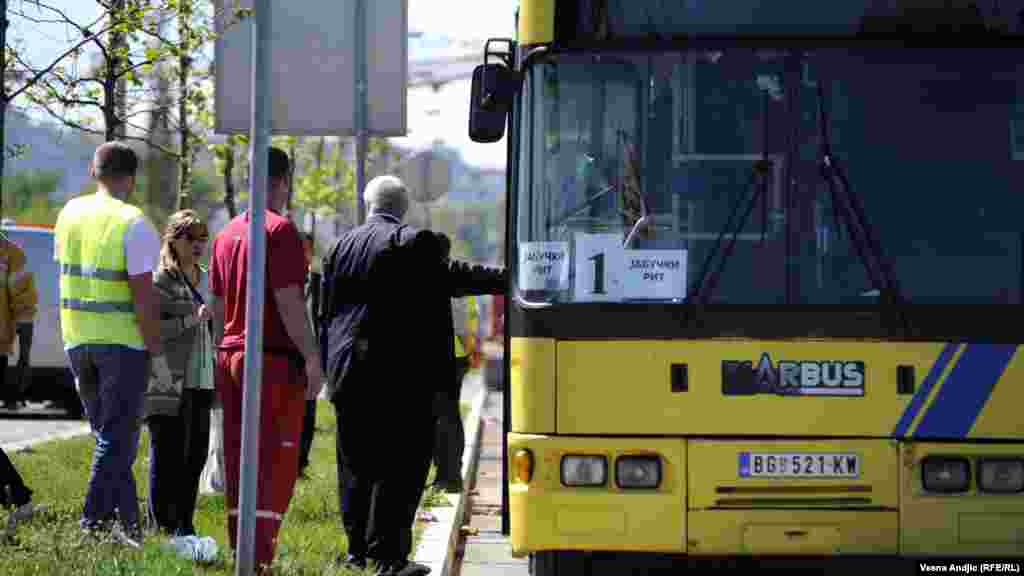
14,1,178,149
0,0,119,216
16,0,241,156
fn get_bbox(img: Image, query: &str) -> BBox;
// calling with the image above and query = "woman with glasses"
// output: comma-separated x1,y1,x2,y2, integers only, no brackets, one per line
143,209,215,537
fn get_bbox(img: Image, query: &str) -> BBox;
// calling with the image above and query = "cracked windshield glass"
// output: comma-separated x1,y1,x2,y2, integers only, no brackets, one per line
515,49,1024,305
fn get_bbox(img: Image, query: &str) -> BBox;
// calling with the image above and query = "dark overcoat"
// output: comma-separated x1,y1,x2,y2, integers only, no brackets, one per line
319,213,506,477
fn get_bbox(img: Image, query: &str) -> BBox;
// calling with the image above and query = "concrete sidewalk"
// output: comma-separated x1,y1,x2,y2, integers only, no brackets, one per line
411,370,489,576
452,389,528,576
0,417,91,453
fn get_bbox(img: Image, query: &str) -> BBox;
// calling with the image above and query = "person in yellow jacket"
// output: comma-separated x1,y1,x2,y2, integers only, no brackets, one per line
54,141,172,549
0,233,46,535
0,234,36,409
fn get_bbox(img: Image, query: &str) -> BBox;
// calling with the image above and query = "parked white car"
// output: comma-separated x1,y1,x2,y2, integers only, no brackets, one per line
3,223,83,418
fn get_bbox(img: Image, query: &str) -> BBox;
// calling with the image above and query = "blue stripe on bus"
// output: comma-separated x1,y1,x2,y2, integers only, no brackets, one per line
892,343,958,438
913,344,1018,439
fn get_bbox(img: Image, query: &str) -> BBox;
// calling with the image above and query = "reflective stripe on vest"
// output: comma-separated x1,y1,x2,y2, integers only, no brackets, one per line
59,298,135,313
60,263,130,281
454,334,467,358
55,192,145,348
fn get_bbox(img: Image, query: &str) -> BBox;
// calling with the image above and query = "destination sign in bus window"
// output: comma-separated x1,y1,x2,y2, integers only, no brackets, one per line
739,452,861,479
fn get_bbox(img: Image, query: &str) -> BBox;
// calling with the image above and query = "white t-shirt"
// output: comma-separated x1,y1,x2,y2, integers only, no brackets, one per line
124,216,161,276
54,216,160,275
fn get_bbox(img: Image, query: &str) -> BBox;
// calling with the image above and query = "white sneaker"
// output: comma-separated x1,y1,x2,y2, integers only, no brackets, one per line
6,502,45,532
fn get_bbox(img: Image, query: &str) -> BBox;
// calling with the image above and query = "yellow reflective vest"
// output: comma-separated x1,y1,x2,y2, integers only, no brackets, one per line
54,192,146,349
453,295,479,359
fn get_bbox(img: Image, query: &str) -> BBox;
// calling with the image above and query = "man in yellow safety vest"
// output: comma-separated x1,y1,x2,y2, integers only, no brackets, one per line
54,141,172,548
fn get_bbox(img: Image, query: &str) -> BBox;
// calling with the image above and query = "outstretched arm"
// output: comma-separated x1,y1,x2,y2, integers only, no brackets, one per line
447,259,507,298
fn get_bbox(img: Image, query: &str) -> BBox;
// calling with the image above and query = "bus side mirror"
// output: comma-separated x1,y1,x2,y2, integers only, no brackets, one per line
469,63,518,143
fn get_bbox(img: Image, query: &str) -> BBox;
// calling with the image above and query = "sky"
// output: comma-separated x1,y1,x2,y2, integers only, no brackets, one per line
9,0,519,170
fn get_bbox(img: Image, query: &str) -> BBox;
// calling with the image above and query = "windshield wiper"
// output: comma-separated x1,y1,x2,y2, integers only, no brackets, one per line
813,68,912,336
546,183,618,230
685,158,775,306
686,62,777,307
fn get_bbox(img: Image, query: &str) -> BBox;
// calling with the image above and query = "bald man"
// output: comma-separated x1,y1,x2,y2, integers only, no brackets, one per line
320,175,506,576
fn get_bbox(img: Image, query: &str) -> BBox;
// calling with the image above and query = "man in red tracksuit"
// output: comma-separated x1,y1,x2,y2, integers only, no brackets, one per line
209,147,322,574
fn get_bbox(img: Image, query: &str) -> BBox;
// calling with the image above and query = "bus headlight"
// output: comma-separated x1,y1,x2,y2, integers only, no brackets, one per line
977,458,1024,494
921,456,970,493
616,456,661,489
561,455,607,487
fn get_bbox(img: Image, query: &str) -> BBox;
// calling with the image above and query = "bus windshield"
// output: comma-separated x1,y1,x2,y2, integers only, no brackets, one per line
515,48,1024,306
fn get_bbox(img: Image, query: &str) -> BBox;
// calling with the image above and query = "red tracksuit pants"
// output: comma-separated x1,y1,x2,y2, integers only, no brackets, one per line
216,349,304,571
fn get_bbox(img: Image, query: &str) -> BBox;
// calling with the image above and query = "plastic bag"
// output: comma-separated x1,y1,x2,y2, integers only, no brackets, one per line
165,535,219,563
199,407,225,494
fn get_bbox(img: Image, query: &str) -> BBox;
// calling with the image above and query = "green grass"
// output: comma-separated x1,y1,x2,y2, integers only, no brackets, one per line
1,400,458,575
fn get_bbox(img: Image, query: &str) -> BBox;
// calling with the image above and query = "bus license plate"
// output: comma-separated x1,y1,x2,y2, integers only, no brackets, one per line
739,452,860,478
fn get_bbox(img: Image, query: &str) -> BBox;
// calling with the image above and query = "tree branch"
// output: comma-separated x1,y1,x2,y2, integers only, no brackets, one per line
6,19,118,103
26,97,105,137
25,0,112,33
52,96,104,109
8,6,74,26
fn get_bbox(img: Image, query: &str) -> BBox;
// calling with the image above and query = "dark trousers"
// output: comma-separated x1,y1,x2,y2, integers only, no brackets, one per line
0,351,32,507
0,354,20,407
67,344,148,530
298,400,316,473
431,357,470,484
0,446,31,508
335,400,434,564
146,388,214,536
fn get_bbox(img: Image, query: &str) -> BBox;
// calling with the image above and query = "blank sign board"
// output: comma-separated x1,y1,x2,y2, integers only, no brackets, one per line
214,0,408,136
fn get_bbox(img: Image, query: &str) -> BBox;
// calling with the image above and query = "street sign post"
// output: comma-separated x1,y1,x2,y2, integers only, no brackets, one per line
237,0,270,574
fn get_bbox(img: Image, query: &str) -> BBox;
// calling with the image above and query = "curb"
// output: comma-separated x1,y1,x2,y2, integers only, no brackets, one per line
0,423,92,453
413,375,489,576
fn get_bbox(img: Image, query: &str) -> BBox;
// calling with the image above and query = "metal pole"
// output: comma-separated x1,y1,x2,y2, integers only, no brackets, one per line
237,0,271,573
354,0,368,225
0,0,8,221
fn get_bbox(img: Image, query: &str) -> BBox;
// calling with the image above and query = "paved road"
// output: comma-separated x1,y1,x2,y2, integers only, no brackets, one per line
0,402,90,452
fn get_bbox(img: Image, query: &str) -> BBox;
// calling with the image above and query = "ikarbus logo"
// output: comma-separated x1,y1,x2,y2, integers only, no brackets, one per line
722,352,865,397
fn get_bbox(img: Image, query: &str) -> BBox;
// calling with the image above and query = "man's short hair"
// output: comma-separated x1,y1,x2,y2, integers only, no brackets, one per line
92,141,138,179
269,146,290,182
363,175,409,217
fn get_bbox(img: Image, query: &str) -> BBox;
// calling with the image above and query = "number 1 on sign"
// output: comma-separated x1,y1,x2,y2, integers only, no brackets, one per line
589,252,605,294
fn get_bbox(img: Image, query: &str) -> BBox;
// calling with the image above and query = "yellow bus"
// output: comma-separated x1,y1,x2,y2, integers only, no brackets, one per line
467,0,1024,571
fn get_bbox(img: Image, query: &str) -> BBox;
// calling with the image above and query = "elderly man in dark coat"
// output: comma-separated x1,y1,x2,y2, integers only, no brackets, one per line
320,174,506,576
